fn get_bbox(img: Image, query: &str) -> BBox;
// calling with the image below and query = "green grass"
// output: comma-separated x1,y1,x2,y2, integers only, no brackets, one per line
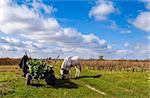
0,63,149,98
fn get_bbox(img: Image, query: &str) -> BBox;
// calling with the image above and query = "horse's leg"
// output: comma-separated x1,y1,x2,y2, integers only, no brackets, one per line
68,68,72,79
75,66,80,78
77,65,81,77
77,67,80,77
75,66,77,77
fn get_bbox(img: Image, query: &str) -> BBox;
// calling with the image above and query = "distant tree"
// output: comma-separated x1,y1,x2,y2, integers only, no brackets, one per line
98,55,104,60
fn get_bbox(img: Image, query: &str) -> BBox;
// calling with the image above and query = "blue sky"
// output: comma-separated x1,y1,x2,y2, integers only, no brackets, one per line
0,0,149,59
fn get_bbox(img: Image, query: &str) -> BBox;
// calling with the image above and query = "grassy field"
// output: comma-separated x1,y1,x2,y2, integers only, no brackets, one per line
0,61,149,98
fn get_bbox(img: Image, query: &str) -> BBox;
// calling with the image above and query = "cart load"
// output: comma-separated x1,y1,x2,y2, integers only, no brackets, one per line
18,54,56,85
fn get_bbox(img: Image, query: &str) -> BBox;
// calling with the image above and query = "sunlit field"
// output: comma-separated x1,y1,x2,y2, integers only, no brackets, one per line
0,60,149,98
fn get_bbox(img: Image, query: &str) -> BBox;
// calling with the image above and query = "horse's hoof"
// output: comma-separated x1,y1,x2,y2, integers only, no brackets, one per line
61,76,66,79
75,76,79,79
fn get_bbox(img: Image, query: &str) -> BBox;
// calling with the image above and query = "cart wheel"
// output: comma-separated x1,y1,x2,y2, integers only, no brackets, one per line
45,75,55,85
26,73,32,85
51,75,56,85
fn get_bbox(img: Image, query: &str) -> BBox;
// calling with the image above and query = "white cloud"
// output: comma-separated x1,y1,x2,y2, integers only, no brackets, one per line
142,0,150,10
146,2,150,10
132,12,150,32
107,43,150,59
145,35,150,40
0,0,109,58
135,44,149,54
109,21,118,30
115,50,131,55
0,36,20,44
89,0,117,21
120,30,131,34
130,1,150,32
31,0,57,15
0,36,47,53
0,45,18,51
124,42,129,47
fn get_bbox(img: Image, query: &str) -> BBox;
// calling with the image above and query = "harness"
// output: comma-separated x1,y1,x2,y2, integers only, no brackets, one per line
61,68,69,74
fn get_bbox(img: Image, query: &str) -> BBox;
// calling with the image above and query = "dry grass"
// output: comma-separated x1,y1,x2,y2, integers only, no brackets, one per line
0,65,19,72
0,58,149,72
0,58,19,65
81,60,150,72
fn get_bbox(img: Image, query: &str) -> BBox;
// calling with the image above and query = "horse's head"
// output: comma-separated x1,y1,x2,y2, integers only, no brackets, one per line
60,56,73,79
60,68,69,79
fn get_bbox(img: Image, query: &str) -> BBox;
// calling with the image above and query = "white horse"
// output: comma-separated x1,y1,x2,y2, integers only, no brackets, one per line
60,56,81,79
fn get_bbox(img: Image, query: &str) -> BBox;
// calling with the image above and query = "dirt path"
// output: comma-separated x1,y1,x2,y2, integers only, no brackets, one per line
80,81,107,96
85,84,106,96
